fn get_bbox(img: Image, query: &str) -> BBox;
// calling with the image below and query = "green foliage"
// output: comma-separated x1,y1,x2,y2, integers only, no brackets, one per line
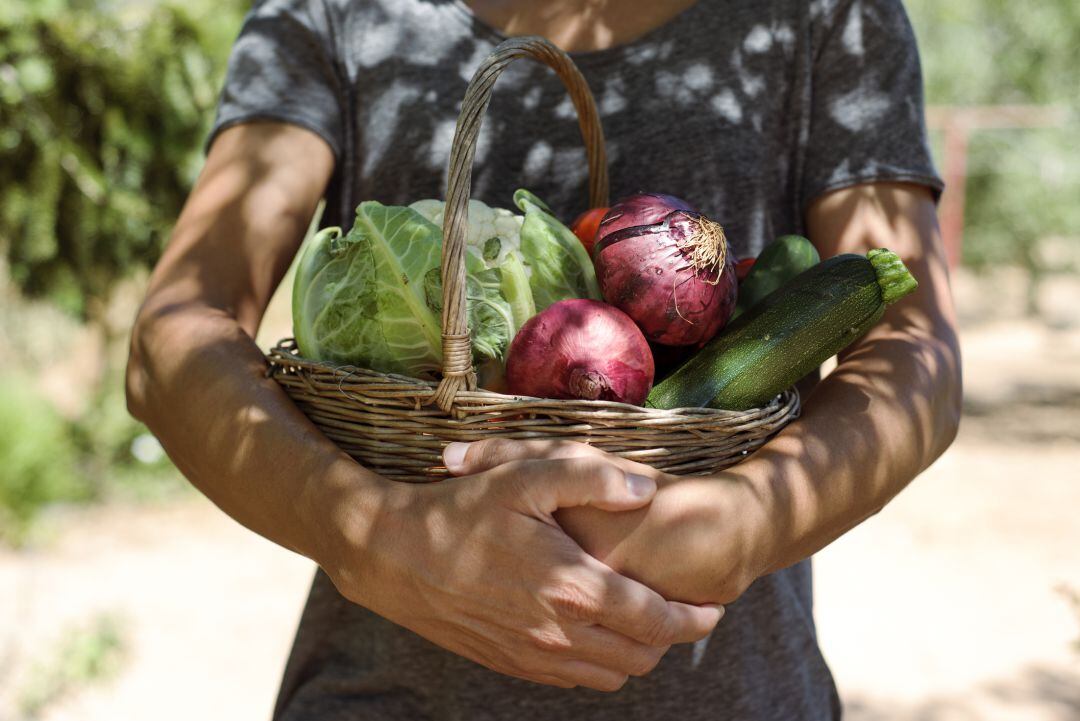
906,0,1080,274
961,129,1080,278
0,372,85,543
0,295,186,544
18,612,127,718
0,372,185,544
0,0,247,317
68,367,186,503
908,0,1080,105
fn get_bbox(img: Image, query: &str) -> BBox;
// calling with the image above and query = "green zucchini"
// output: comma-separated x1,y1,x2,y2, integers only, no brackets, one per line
646,249,918,411
732,234,820,319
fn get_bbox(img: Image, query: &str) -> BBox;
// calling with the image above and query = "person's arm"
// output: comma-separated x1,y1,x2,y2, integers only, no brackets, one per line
444,181,962,605
126,122,721,689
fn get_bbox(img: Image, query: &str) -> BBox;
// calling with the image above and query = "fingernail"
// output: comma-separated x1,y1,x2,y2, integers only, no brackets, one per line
443,442,469,472
626,473,656,498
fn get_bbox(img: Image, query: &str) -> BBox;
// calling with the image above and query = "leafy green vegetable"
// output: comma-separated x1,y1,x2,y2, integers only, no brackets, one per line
292,202,516,378
495,251,535,334
293,190,599,379
421,259,516,363
412,190,600,315
514,189,602,309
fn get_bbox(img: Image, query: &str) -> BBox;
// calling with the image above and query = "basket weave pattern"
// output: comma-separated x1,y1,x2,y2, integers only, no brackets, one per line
267,37,800,482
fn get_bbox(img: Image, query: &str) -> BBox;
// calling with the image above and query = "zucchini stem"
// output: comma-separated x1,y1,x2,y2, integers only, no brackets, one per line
868,248,919,305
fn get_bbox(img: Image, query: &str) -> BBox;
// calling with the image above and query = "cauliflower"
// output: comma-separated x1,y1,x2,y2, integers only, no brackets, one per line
409,198,527,273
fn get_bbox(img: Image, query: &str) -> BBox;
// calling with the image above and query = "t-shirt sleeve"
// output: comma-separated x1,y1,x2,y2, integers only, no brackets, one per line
207,0,344,158
802,0,943,207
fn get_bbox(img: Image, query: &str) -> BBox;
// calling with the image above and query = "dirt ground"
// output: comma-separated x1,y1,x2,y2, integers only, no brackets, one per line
1,269,1078,720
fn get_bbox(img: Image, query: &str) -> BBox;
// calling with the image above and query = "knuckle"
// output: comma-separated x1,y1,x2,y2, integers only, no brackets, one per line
639,608,677,647
729,580,751,604
525,626,573,654
548,581,603,621
533,439,595,460
714,572,752,606
497,458,531,480
598,463,625,488
498,460,538,499
571,456,621,487
533,675,575,689
627,648,666,677
499,650,573,689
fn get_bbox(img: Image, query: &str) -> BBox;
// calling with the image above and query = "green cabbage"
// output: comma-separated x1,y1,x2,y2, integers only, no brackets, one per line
292,202,514,377
513,189,602,309
292,191,599,379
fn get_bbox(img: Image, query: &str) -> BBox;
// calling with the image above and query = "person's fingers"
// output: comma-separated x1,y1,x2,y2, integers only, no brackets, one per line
507,456,657,514
454,638,578,689
561,624,670,677
577,558,724,646
443,438,599,475
547,659,630,692
519,672,575,689
662,601,726,643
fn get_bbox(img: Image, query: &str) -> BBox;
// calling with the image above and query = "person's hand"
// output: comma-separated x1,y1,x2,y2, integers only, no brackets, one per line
318,453,724,691
443,439,775,606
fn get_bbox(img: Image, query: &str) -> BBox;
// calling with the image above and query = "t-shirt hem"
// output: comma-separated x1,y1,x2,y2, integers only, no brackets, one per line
804,171,945,212
205,111,343,160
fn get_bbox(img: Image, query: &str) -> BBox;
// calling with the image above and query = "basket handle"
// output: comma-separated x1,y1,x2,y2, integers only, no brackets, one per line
431,36,609,412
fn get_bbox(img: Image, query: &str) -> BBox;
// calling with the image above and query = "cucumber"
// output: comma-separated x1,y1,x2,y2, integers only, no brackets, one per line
732,234,820,319
645,249,918,411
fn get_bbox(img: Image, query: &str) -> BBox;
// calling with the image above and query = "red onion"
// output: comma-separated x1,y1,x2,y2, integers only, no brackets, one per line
506,299,654,405
593,193,738,346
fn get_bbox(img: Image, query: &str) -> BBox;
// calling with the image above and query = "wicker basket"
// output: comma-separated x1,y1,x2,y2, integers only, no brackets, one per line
266,36,800,482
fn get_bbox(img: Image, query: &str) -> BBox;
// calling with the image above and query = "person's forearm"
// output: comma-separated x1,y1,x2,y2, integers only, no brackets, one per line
745,187,963,573
123,123,386,567
737,302,961,574
126,306,388,566
125,123,387,569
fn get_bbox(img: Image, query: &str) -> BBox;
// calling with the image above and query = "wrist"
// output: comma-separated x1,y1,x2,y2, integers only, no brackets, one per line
606,475,776,605
687,470,777,598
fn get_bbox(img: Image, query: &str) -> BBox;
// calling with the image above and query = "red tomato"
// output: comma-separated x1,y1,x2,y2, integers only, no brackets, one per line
735,257,756,282
570,207,608,254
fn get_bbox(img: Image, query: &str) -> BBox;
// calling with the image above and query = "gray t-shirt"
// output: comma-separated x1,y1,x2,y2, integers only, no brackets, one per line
211,1,941,719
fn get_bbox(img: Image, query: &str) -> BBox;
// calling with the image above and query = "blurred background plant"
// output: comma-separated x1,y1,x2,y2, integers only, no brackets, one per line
16,613,127,719
0,0,246,319
907,0,1080,297
0,0,247,544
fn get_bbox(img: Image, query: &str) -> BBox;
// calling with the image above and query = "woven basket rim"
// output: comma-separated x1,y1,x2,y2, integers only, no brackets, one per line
267,338,799,421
